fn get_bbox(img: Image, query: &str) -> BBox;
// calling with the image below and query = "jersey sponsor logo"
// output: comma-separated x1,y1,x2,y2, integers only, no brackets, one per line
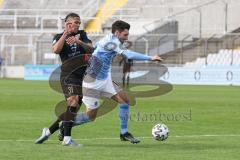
70,43,77,53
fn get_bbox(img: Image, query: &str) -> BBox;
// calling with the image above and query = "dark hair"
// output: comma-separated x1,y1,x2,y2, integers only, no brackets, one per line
65,12,80,22
112,20,130,33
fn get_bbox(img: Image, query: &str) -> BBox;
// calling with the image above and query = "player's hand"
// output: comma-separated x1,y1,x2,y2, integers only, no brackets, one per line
151,55,163,62
66,36,77,45
63,22,73,36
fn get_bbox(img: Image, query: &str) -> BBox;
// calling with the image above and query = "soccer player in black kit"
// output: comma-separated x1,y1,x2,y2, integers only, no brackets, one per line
35,13,93,146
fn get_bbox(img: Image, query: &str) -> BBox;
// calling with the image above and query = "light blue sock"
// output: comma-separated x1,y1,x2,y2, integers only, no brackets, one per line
119,103,129,134
73,112,91,126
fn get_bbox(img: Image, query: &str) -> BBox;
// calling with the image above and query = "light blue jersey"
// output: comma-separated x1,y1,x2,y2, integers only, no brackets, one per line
86,33,151,80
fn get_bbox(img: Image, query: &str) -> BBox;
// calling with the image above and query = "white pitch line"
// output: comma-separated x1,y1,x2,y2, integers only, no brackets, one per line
0,134,240,142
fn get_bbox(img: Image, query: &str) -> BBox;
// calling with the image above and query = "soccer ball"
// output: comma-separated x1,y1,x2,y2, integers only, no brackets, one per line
152,123,169,141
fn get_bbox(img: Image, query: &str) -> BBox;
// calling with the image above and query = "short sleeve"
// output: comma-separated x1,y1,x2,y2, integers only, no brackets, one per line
80,30,92,44
52,34,61,45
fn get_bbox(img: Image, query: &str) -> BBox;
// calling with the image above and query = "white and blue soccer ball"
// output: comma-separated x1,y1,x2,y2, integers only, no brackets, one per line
152,123,169,141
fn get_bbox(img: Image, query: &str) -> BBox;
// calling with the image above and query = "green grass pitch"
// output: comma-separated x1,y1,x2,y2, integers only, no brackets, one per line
0,79,240,160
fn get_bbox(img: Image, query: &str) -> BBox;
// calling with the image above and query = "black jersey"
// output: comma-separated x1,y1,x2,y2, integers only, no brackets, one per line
53,30,92,76
53,30,91,62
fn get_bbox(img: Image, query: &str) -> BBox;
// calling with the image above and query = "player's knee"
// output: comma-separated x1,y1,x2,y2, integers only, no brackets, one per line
119,93,130,104
86,109,98,121
67,96,79,106
88,113,97,121
119,97,129,104
89,115,96,121
125,99,130,104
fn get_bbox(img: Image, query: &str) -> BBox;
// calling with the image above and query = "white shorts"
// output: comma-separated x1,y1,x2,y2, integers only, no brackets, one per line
82,74,121,109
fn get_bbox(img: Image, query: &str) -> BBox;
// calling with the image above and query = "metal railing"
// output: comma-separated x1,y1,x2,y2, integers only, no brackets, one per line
142,0,233,37
0,8,140,33
1,33,240,66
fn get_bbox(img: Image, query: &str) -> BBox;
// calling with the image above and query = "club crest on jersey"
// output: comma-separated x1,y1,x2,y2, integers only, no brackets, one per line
104,42,117,51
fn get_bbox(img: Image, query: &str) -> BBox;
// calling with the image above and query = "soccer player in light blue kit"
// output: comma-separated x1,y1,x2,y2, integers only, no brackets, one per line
63,20,162,145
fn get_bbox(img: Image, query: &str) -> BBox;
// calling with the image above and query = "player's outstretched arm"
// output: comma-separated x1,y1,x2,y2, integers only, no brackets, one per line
151,55,163,62
123,50,163,62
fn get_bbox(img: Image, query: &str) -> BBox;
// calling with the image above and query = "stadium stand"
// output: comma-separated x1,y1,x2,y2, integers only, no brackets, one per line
85,0,129,33
0,0,106,65
184,49,240,67
1,0,240,68
0,0,3,8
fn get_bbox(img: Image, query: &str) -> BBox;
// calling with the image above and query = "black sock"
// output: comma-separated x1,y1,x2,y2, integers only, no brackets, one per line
63,121,74,136
62,106,77,136
48,119,61,134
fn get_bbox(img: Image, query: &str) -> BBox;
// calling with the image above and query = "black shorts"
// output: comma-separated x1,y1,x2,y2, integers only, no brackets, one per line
60,74,84,99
